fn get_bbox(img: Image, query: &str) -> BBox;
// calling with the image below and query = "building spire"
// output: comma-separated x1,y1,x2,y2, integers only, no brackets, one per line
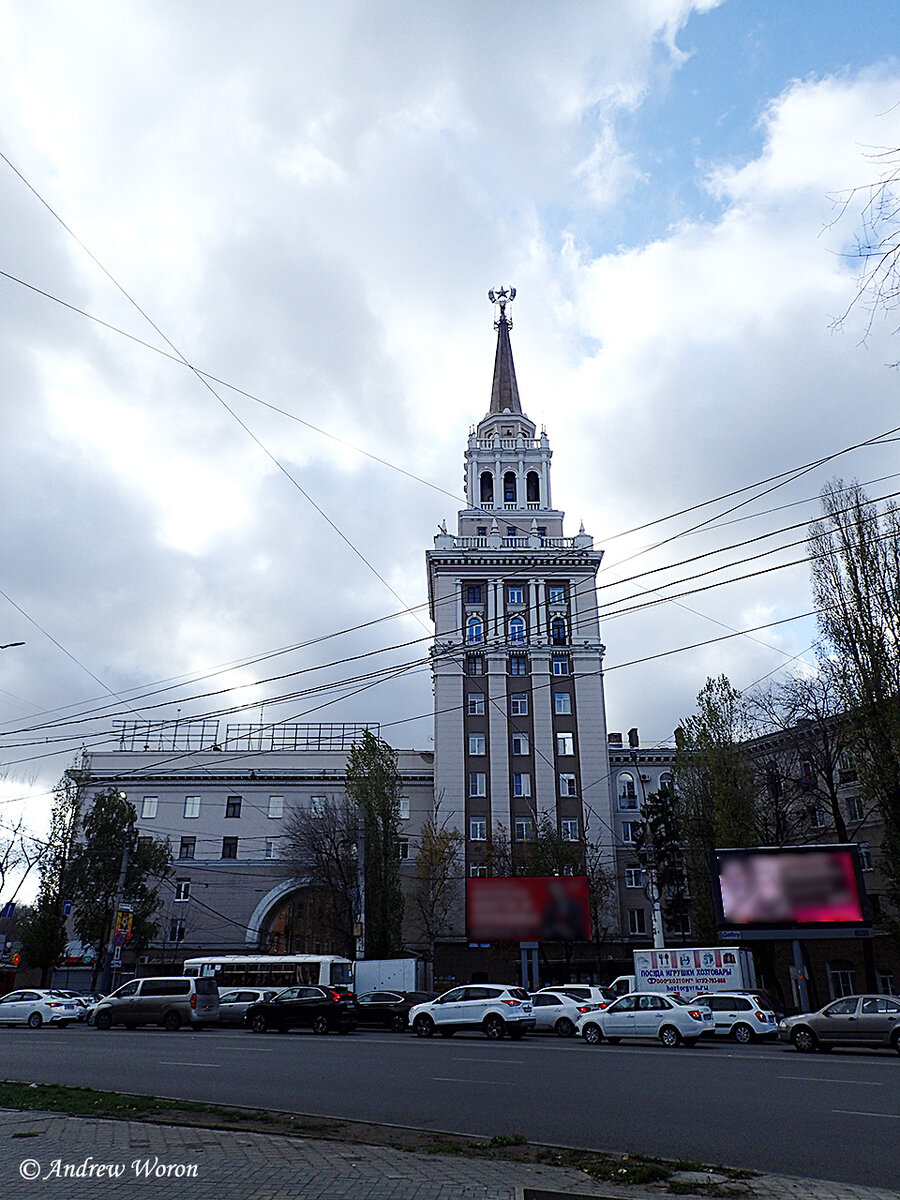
488,287,522,415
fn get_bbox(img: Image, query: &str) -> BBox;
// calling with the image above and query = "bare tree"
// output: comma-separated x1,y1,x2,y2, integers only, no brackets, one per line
281,796,360,959
0,814,43,908
411,799,463,965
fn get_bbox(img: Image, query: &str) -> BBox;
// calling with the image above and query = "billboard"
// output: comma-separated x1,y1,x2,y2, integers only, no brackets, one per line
712,845,869,932
466,876,592,943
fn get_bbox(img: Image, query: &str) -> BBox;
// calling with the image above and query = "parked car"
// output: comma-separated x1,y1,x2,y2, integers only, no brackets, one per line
50,990,92,1021
410,985,535,1040
577,991,714,1047
528,990,596,1037
217,987,283,1026
355,990,436,1031
692,992,778,1042
539,984,616,1009
779,994,900,1054
245,985,358,1034
0,988,80,1028
93,976,219,1030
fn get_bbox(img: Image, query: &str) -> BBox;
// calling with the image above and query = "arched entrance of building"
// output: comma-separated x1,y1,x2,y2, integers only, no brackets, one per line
246,878,353,957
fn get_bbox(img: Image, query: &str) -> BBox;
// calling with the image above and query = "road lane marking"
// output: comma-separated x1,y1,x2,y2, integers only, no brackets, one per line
433,1077,517,1085
157,1062,222,1068
779,1076,884,1086
833,1109,900,1119
451,1058,523,1065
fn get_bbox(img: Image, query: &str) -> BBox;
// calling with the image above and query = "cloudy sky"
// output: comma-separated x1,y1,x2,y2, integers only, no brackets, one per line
3,0,900,880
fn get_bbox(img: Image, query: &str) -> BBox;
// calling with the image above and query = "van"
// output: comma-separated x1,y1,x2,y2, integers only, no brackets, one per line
92,976,219,1031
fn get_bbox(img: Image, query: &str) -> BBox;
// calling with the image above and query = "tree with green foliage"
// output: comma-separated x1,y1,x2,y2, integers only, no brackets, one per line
809,479,900,917
633,785,690,937
674,675,757,943
19,774,80,984
68,787,172,989
345,731,404,958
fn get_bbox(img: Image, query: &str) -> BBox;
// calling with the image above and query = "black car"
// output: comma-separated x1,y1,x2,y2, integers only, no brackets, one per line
355,990,437,1032
244,986,358,1034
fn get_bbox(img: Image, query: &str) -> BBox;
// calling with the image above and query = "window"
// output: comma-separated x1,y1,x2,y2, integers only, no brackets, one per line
560,818,579,841
827,963,857,998
507,585,524,605
174,880,190,902
550,617,567,645
466,585,482,603
556,732,575,756
858,842,873,870
503,471,517,504
800,759,815,785
512,732,530,755
309,795,327,816
513,773,531,797
470,864,488,878
221,837,238,859
169,918,186,943
514,817,534,842
399,797,410,820
658,773,673,796
628,908,647,935
466,614,484,645
812,806,827,829
396,837,410,861
847,795,864,822
140,796,158,819
476,526,488,537
621,821,638,844
183,795,200,819
526,470,540,503
548,586,565,604
466,653,485,676
469,818,487,841
264,838,276,860
137,836,152,851
506,527,516,538
480,471,494,504
510,693,528,716
877,971,896,995
509,654,528,675
553,692,571,715
559,773,578,797
508,616,526,643
838,752,858,784
225,795,242,819
179,837,196,860
618,773,638,810
267,795,284,819
625,866,643,888
468,733,486,756
469,773,486,797
467,693,485,715
551,655,569,675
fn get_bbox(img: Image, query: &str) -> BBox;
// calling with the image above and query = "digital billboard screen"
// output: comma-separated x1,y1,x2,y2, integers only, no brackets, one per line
712,845,868,931
466,876,592,943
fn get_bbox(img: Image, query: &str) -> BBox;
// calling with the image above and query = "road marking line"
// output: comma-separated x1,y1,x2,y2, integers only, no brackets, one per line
451,1058,523,1064
433,1077,517,1085
833,1109,900,1119
157,1062,222,1068
779,1076,883,1086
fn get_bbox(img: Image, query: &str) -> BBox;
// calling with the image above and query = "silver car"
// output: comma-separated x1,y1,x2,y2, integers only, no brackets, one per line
217,987,282,1026
779,994,900,1053
529,990,597,1037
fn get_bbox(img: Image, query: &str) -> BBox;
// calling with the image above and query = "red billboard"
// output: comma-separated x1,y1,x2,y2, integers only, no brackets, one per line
466,876,592,942
712,845,868,931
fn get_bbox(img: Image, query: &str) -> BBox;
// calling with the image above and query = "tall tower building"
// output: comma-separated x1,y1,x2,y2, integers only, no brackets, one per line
427,290,615,966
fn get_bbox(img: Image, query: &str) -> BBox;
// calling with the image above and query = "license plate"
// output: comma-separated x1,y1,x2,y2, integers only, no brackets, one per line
523,1005,532,1013
703,1012,712,1021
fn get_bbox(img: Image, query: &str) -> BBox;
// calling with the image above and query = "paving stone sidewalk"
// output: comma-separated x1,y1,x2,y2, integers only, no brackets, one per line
0,1109,896,1200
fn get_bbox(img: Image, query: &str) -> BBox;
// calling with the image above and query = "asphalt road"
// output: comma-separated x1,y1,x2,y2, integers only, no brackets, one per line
1,1024,897,1190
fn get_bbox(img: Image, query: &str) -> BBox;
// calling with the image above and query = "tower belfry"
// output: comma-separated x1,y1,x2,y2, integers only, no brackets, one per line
427,292,614,920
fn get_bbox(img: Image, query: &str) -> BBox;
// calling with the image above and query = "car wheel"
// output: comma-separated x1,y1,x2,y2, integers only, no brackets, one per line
790,1026,817,1053
582,1022,603,1045
732,1023,755,1044
483,1014,505,1040
439,1028,455,1038
163,1012,181,1032
555,1017,576,1038
659,1024,682,1048
27,1012,43,1029
312,1015,330,1035
390,1014,408,1033
250,1014,269,1034
94,1010,113,1031
414,1014,435,1038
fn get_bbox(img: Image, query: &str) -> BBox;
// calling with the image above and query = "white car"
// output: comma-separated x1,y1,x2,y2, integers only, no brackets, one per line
529,990,596,1037
539,984,616,1009
410,985,535,1040
692,992,778,1042
577,991,714,1048
0,988,81,1028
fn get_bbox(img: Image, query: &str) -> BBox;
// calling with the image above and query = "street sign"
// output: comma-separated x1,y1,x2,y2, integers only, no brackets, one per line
113,931,126,947
112,946,122,966
1,902,15,920
115,910,134,940
62,900,72,916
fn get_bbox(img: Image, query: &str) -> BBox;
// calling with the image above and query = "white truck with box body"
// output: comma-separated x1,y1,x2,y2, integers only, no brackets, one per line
353,958,424,994
609,947,756,998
